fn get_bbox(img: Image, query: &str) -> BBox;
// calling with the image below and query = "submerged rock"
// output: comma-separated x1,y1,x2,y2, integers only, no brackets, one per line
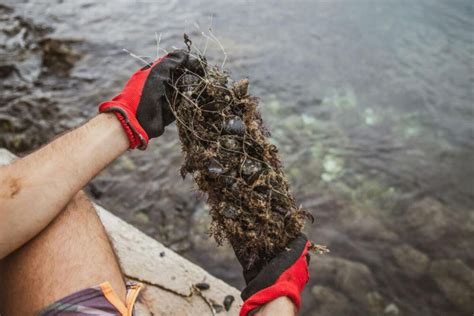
403,198,449,242
383,303,400,316
0,96,65,153
39,37,83,77
429,259,474,313
392,244,429,277
313,256,377,306
365,291,386,314
335,260,377,305
310,286,350,316
339,206,399,242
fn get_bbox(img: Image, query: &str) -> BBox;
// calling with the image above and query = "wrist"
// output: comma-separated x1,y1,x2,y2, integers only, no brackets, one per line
94,113,130,153
98,103,149,150
239,236,310,316
112,111,141,149
254,297,297,316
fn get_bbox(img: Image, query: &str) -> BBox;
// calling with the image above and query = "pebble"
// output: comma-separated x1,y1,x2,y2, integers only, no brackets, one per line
212,304,224,313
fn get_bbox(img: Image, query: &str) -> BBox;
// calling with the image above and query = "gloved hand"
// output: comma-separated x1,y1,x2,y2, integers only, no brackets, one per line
99,50,198,149
238,234,310,316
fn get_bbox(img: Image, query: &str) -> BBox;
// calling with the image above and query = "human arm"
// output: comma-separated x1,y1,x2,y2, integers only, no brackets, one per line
254,297,297,316
0,113,128,259
0,50,195,259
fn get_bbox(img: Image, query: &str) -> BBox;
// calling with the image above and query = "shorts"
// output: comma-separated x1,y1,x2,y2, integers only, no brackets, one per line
38,281,142,316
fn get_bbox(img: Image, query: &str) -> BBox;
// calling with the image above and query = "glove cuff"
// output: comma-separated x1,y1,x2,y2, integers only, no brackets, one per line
240,286,301,316
114,112,140,149
99,101,149,150
239,240,310,316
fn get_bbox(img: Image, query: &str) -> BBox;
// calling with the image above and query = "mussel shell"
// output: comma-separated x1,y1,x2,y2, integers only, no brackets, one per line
180,73,199,86
223,117,246,135
223,295,235,311
195,282,210,290
220,136,240,150
222,206,238,219
242,159,261,176
207,158,224,175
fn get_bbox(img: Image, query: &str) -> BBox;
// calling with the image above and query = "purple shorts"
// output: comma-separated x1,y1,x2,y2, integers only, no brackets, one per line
38,281,142,316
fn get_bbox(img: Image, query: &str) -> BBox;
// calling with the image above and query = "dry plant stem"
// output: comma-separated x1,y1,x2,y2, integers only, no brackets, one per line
170,40,315,269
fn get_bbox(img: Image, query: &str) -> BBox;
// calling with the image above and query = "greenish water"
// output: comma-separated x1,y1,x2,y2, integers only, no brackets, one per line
1,0,473,315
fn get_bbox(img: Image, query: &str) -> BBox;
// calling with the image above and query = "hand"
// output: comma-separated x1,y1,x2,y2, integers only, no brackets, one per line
99,50,198,149
237,234,311,316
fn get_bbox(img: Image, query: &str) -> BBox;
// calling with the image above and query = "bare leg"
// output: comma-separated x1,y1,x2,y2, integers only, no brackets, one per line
0,192,126,316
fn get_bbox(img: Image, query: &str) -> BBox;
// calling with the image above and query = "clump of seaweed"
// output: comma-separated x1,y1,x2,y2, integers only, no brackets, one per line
168,36,320,269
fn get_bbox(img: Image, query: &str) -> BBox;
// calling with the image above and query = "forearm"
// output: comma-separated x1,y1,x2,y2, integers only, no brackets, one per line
254,297,297,316
0,113,128,259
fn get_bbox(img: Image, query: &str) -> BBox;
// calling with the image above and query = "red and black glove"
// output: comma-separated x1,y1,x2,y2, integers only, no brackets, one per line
99,50,199,149
238,234,311,316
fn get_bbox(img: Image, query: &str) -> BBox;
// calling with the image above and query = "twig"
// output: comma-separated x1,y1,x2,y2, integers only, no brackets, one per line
155,32,162,59
208,28,228,70
122,48,152,67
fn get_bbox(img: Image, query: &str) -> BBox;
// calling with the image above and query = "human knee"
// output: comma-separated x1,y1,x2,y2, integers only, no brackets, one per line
66,190,94,212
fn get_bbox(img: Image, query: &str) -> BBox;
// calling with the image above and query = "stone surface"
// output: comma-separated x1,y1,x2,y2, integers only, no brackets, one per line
312,256,377,306
384,303,400,315
365,291,386,314
0,148,242,315
339,206,399,242
310,286,350,316
403,198,449,242
429,259,474,314
392,244,430,277
334,259,377,305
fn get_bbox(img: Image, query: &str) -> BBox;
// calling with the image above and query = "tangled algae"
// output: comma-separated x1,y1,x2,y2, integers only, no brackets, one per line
169,38,322,269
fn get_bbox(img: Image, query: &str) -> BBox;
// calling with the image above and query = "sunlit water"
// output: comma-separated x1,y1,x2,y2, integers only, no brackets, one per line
2,0,473,315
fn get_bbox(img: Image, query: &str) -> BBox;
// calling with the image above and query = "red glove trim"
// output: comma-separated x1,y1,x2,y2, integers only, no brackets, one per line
114,112,140,149
239,241,310,316
99,103,149,150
